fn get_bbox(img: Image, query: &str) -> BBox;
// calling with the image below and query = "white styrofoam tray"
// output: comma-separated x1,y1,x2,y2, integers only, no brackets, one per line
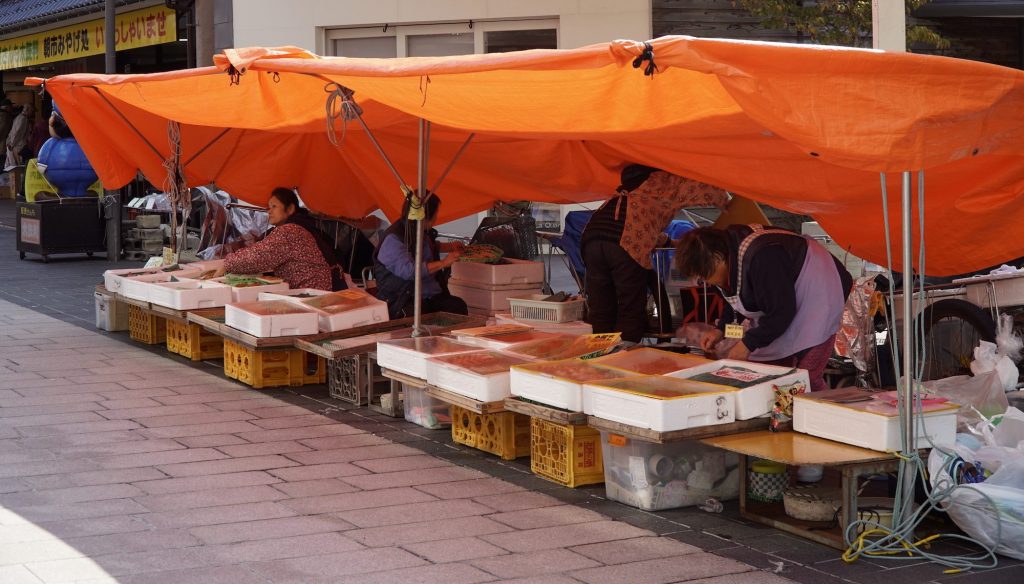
583,376,737,432
425,351,529,403
148,279,233,310
103,267,162,293
258,288,331,302
793,390,958,452
448,279,543,312
224,301,320,338
297,290,390,332
120,272,200,302
212,277,289,303
376,336,484,379
667,359,810,420
450,258,544,286
510,360,631,411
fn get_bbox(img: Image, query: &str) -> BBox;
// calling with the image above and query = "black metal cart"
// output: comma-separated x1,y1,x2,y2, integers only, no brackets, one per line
16,198,106,262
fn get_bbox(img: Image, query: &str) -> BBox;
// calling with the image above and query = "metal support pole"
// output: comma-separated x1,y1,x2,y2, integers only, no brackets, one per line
898,170,915,525
104,0,116,74
412,119,431,337
103,0,121,261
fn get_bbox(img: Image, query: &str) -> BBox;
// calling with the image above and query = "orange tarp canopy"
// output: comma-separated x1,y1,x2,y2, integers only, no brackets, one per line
30,37,1024,275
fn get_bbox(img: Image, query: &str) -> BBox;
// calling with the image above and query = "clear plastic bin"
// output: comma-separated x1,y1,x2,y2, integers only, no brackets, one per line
377,336,482,379
600,431,740,511
591,348,710,376
403,384,452,429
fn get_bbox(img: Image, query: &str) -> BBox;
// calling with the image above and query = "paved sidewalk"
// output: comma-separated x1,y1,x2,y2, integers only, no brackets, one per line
0,297,789,584
2,199,1021,583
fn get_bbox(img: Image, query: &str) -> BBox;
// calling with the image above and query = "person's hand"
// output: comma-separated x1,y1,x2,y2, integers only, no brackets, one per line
212,266,227,278
700,328,723,352
444,249,462,266
726,341,751,361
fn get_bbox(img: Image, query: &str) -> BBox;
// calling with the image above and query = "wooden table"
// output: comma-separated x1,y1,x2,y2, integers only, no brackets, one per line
701,431,901,550
294,312,487,360
503,397,588,425
425,385,507,415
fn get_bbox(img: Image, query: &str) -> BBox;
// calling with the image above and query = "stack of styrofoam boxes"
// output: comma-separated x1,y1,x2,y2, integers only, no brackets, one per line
122,214,164,262
448,259,545,317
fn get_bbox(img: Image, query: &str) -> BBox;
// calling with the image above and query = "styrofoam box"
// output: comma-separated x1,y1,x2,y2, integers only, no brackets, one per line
450,258,544,286
148,279,233,310
377,336,484,379
952,271,1024,308
461,330,561,351
793,389,958,451
599,431,740,511
591,348,711,376
224,301,320,337
120,272,200,302
510,359,632,411
183,259,224,273
298,290,390,332
94,292,129,332
668,359,810,420
495,313,593,336
583,376,737,432
258,288,331,302
104,267,161,293
448,279,543,312
212,278,289,303
425,351,530,402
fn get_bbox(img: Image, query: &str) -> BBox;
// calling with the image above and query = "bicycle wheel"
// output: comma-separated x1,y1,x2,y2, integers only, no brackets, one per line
917,299,996,381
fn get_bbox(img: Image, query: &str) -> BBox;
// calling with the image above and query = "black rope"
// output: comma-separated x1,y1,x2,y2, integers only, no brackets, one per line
227,65,243,86
632,42,658,77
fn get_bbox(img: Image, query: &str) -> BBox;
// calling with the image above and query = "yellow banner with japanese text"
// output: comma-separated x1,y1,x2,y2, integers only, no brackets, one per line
0,5,177,71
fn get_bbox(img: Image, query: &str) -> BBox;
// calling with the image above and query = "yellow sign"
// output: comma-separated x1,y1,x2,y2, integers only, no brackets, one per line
0,5,177,71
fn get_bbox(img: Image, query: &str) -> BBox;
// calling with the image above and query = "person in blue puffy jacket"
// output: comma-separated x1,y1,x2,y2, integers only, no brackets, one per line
36,100,98,197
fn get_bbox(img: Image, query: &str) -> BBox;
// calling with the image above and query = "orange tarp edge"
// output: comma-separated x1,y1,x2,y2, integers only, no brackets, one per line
29,36,1024,275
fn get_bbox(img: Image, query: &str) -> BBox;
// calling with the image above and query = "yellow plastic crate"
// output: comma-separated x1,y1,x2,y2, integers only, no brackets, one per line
166,320,223,361
530,418,604,487
127,305,167,345
222,339,325,389
451,405,530,460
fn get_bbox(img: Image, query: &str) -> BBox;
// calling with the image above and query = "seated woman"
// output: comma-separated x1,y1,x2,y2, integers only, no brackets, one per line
372,193,468,318
220,187,346,291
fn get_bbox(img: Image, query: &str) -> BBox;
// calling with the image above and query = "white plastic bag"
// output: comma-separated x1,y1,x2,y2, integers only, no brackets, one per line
996,314,1023,364
923,372,1009,433
970,341,1018,393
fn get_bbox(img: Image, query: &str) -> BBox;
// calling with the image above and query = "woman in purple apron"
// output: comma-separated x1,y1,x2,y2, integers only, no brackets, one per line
674,225,853,391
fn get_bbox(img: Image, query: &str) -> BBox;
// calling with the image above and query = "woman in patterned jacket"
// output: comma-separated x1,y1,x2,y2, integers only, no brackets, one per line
220,188,345,291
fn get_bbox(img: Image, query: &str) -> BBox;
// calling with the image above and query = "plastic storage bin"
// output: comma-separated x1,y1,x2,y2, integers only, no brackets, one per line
426,351,530,402
600,431,740,511
508,294,585,323
404,384,452,429
591,348,710,376
668,359,811,420
298,289,389,332
224,300,319,337
583,376,737,432
793,388,958,451
147,279,232,310
222,339,325,389
450,405,530,460
450,258,544,286
376,336,483,379
510,359,632,412
95,291,129,332
127,305,167,344
530,418,604,487
165,319,223,361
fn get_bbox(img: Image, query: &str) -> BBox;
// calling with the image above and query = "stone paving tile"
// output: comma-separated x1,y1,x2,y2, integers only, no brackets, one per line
155,454,300,477
292,432,394,451
416,477,528,499
249,547,428,581
0,483,144,508
131,470,282,494
10,498,151,523
484,520,656,553
63,528,200,556
209,397,292,411
138,501,297,529
0,411,107,428
23,467,167,489
0,459,100,479
281,486,439,515
95,446,228,470
570,554,755,584
175,433,250,448
93,387,178,401
244,405,315,419
0,392,107,407
489,505,609,530
286,442,424,465
337,498,495,528
351,454,454,474
402,536,510,563
96,397,163,410
348,515,515,547
246,413,340,430
134,484,288,511
193,531,364,565
16,419,142,437
473,548,601,579
268,461,370,482
689,573,797,584
270,478,361,498
96,403,216,421
189,514,355,545
213,440,312,458
307,562,497,584
0,539,86,566
56,437,185,457
27,547,209,581
116,564,269,584
0,565,44,584
0,401,104,419
571,536,702,565
236,422,365,443
341,465,489,490
15,515,152,541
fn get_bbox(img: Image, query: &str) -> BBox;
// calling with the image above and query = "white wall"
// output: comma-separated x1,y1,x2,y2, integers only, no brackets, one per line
232,0,652,51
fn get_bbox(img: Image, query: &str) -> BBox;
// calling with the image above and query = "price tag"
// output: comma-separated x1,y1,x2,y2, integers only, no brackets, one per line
724,323,744,339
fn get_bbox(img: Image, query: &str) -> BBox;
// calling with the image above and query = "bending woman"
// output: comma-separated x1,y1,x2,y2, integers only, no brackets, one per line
372,194,468,318
220,187,346,291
